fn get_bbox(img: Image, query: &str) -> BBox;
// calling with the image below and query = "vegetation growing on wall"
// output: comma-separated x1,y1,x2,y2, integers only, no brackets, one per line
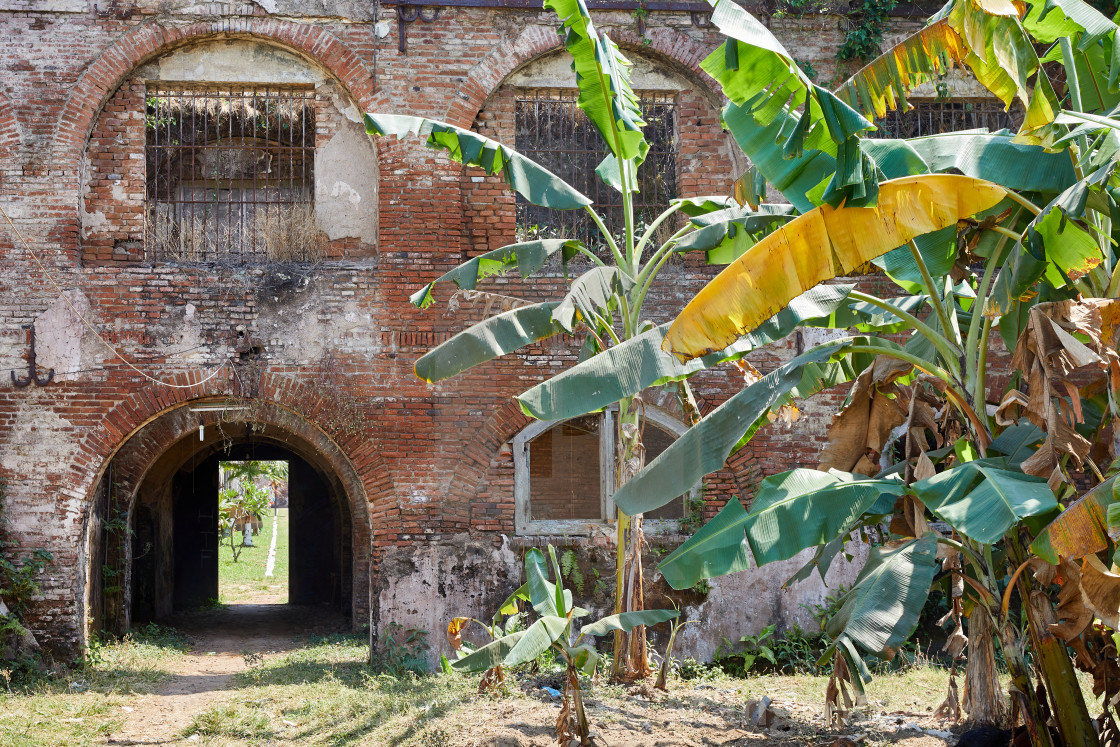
0,480,52,676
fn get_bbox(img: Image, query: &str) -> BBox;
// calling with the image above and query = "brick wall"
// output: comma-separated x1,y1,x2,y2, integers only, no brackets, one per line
0,0,947,656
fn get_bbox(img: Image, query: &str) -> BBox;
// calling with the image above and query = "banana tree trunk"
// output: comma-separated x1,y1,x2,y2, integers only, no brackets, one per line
1004,533,1097,747
612,396,650,681
964,604,1007,726
993,606,1056,747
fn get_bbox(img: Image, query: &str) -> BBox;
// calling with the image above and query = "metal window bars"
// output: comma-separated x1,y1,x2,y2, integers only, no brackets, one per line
870,99,1024,139
144,85,319,262
513,88,678,249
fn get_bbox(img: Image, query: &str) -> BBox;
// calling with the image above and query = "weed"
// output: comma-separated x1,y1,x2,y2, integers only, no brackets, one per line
560,549,585,596
373,622,430,676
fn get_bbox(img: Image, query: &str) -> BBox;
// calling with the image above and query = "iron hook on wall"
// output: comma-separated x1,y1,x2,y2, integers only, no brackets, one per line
396,5,441,54
11,324,54,388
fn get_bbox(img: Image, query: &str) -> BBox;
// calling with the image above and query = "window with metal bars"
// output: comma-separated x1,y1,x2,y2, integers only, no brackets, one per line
870,99,1023,139
513,89,678,248
144,85,322,262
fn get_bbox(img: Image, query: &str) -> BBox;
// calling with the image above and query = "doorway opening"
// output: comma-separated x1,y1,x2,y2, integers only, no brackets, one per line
217,460,290,605
87,411,359,639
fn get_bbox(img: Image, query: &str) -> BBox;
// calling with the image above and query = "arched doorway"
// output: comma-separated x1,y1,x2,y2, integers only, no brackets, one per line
85,400,368,637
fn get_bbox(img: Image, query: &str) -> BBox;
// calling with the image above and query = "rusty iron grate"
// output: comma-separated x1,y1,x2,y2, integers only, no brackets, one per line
145,85,318,262
514,88,678,248
870,99,1023,139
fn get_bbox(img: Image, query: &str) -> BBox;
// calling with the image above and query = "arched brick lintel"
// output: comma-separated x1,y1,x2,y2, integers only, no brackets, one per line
443,398,532,527
445,22,721,128
69,372,397,646
50,18,379,170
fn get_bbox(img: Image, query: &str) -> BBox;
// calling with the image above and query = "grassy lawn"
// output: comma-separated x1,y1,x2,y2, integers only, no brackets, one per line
219,508,289,605
0,625,190,747
0,628,1105,747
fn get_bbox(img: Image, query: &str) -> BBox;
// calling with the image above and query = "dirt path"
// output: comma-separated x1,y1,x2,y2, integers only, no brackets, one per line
104,604,348,746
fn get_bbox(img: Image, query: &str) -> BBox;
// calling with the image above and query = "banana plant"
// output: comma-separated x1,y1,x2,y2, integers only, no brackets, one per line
560,0,1120,741
364,0,861,681
448,546,678,745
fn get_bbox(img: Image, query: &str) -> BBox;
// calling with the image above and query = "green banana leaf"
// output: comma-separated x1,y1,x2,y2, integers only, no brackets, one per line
552,266,633,332
911,463,1058,544
673,195,739,217
1031,475,1118,563
579,609,680,637
543,0,647,168
365,113,591,210
414,302,564,383
525,546,572,618
659,471,904,590
745,470,906,566
825,533,939,658
659,498,753,590
863,133,1077,193
611,337,901,515
986,192,1105,316
817,293,928,334
449,630,527,672
988,420,1046,465
702,0,876,204
676,204,798,264
784,534,849,588
1021,0,1117,49
517,284,854,421
567,643,600,675
410,240,583,309
722,99,837,213
503,614,570,667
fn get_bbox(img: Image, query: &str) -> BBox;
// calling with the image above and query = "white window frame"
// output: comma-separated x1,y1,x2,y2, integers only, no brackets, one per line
512,405,698,536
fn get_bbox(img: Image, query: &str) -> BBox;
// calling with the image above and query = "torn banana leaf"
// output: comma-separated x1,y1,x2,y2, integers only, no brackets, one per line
518,284,854,420
365,113,591,210
409,239,584,309
663,175,1010,361
825,533,939,659
612,337,902,516
414,302,563,383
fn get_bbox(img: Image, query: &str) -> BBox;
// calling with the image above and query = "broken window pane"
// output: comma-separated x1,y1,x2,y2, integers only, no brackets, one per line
514,88,678,250
528,415,601,521
145,85,322,262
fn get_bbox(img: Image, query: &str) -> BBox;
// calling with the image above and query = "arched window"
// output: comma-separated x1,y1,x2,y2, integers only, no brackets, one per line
512,406,698,535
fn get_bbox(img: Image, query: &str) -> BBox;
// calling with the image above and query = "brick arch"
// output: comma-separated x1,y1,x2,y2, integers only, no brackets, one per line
50,17,380,170
443,399,533,527
70,373,397,643
447,21,721,128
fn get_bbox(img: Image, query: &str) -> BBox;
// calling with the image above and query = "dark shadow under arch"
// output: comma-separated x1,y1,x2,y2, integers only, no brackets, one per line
85,400,370,637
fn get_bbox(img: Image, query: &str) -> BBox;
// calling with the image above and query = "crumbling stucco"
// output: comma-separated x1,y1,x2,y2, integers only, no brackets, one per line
675,541,871,661
375,535,868,667
376,535,521,664
32,290,108,382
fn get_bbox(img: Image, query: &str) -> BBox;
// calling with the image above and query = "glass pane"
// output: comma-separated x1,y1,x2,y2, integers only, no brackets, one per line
643,424,686,521
529,416,601,521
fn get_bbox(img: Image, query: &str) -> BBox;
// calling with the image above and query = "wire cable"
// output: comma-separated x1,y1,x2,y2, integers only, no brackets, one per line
1,202,228,388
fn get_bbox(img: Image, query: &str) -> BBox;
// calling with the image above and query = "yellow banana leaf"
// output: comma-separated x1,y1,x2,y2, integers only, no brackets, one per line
835,0,1062,146
662,175,1010,360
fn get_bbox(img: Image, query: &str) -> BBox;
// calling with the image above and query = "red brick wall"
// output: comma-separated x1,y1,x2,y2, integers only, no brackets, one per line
0,1,939,655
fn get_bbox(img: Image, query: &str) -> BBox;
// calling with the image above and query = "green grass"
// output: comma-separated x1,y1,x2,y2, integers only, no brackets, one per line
0,624,190,747
184,635,476,746
219,508,289,604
